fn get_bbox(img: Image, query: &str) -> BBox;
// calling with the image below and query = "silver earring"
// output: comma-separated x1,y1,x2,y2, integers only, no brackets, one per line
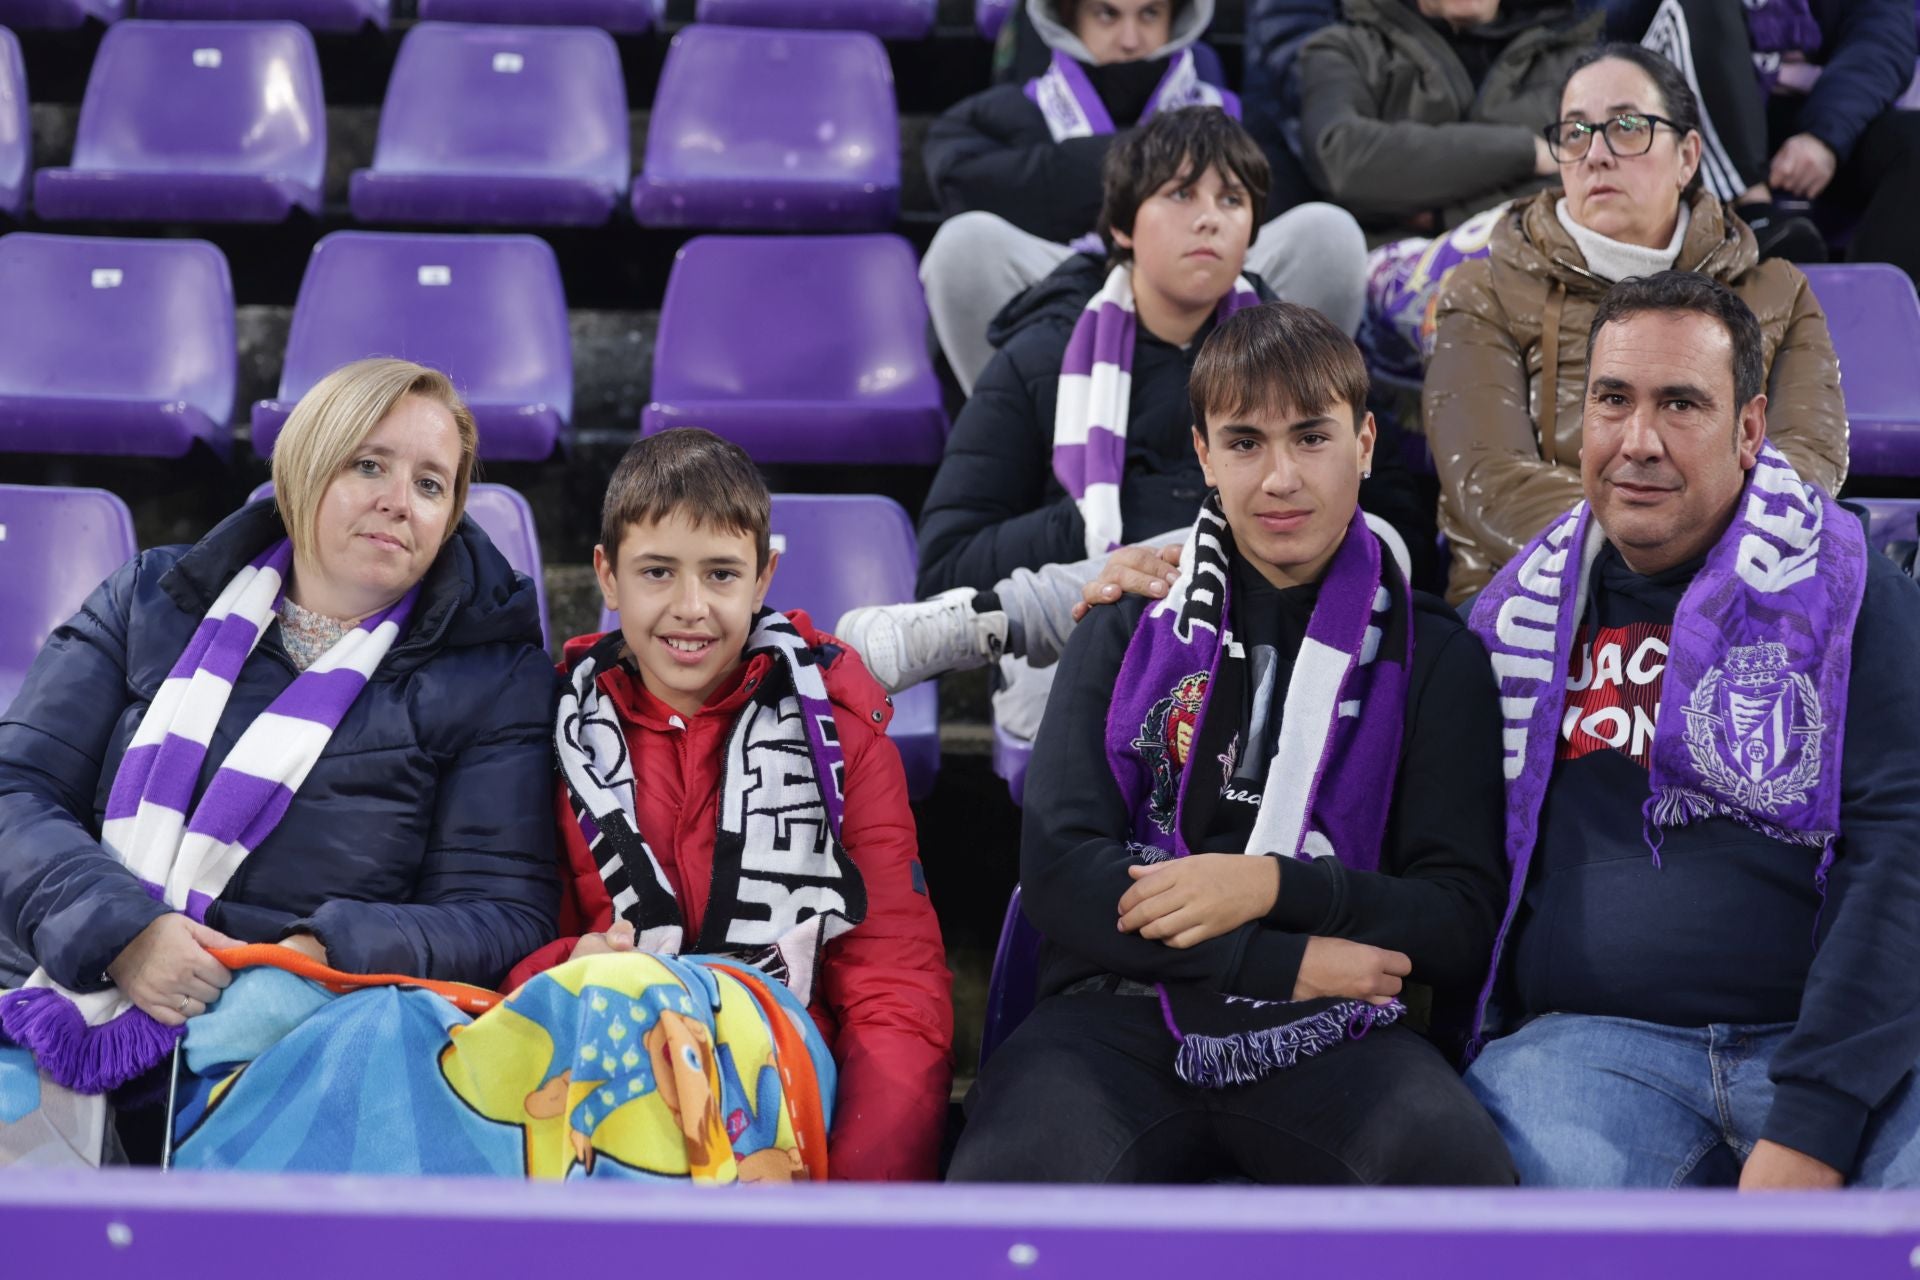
1362,468,1372,479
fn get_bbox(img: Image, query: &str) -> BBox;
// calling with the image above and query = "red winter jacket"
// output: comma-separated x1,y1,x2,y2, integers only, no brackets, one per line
506,614,954,1181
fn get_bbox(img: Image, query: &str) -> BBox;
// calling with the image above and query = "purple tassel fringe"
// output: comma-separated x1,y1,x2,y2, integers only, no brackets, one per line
0,987,182,1094
1173,998,1405,1089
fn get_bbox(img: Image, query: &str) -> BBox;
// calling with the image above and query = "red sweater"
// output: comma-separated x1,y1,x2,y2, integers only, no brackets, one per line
506,615,954,1181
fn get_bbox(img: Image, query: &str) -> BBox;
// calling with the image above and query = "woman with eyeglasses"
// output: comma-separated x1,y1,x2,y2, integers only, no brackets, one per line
1422,43,1848,606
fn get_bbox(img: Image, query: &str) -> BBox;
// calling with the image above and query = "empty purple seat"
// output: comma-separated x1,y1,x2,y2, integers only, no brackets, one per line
0,28,25,219
696,0,934,41
0,485,137,712
416,0,657,32
34,21,324,223
976,0,1010,39
979,886,1042,1068
1852,497,1920,555
633,26,899,232
350,23,629,228
1800,263,1920,479
250,479,549,642
253,232,572,462
643,235,946,465
0,0,121,29
0,232,235,457
598,493,940,799
135,0,388,32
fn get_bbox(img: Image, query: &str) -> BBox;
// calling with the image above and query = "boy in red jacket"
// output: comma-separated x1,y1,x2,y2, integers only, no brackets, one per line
508,428,954,1181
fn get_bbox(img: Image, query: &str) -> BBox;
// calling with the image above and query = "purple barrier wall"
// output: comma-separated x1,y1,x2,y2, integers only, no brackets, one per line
5,1171,1919,1279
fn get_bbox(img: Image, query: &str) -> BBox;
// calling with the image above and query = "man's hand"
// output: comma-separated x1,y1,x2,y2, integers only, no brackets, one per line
1293,937,1411,1006
1116,854,1280,949
1071,542,1184,622
1769,133,1838,200
1739,1139,1844,1191
278,933,328,966
571,920,638,959
106,913,240,1026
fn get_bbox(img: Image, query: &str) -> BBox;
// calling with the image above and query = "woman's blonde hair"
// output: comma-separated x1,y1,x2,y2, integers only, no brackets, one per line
270,358,479,555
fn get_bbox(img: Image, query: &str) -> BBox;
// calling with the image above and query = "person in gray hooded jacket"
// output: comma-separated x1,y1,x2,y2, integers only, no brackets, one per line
922,0,1368,393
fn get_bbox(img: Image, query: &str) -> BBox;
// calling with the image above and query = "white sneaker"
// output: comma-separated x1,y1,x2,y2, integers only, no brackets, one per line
835,588,1008,693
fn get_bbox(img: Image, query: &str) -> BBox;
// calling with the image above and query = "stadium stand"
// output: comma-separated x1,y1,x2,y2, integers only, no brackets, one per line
349,22,630,228
642,233,946,465
0,483,135,710
632,25,900,231
0,231,236,457
414,0,657,30
136,0,391,31
1801,263,1920,479
695,0,936,41
978,883,1039,1068
600,492,941,799
251,230,572,462
0,0,119,29
0,27,24,219
32,20,324,223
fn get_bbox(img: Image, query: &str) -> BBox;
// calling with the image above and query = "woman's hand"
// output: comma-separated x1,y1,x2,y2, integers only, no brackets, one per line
1293,937,1411,1006
570,920,637,959
106,913,240,1026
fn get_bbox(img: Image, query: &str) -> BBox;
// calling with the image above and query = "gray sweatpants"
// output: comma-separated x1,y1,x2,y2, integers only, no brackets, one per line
922,204,1371,395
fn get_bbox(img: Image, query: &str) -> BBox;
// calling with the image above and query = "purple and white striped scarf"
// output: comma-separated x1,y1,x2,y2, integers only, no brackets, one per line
1104,496,1413,1085
1465,442,1865,1053
1,539,418,1093
555,608,866,1008
1024,48,1239,143
1053,266,1260,558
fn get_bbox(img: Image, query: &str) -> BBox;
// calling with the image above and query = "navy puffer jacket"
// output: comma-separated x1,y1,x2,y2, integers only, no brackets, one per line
0,499,559,993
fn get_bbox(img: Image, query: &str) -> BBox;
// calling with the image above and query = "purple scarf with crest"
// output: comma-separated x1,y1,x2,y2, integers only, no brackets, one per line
1024,48,1239,143
1465,442,1865,1054
1104,496,1413,1086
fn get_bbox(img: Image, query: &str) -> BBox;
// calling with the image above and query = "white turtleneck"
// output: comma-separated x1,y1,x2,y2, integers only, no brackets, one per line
1554,197,1691,283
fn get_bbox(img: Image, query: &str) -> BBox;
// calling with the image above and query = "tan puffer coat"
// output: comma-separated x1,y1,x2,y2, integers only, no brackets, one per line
1425,187,1849,604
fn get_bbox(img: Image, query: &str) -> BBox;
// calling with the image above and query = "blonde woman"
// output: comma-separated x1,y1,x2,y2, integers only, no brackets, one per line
0,358,557,1162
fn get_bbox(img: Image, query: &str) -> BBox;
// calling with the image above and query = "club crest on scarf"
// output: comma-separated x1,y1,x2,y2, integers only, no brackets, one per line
1684,641,1824,815
1132,672,1210,834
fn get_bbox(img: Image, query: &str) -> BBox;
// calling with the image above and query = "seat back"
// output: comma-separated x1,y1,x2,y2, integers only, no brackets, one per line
265,231,571,453
1851,497,1920,556
650,233,940,417
695,0,934,40
67,21,324,182
0,485,136,710
0,232,235,452
0,27,25,217
0,0,122,29
135,0,388,31
416,0,657,31
372,23,627,188
636,25,898,231
1800,263,1920,478
979,885,1043,1069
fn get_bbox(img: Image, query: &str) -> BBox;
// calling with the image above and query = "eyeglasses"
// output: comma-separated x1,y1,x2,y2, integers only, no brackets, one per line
1542,113,1679,162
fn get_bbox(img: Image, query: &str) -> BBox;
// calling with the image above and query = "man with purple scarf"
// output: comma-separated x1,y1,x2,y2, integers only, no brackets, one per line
946,302,1514,1185
1465,270,1920,1190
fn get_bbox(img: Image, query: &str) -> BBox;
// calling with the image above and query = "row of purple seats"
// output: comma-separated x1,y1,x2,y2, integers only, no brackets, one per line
597,493,940,799
0,0,940,38
0,28,21,217
1,20,900,232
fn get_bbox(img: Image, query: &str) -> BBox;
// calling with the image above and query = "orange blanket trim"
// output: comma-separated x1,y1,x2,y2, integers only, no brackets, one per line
211,944,504,1014
722,965,833,1183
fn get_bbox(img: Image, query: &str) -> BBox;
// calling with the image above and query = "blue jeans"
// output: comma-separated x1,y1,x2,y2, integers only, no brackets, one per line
1466,1013,1920,1187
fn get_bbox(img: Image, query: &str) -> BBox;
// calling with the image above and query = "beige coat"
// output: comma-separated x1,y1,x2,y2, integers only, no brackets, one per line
1425,188,1849,603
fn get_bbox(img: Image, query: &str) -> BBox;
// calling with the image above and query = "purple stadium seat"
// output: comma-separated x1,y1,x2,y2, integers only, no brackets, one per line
349,23,629,228
696,0,934,41
976,0,1010,39
1852,497,1920,555
597,493,941,799
0,484,136,712
252,232,572,463
1800,263,1920,478
633,26,899,232
0,232,236,458
250,479,549,643
33,20,324,223
0,28,24,219
134,0,388,32
642,235,946,465
416,0,658,32
0,0,120,28
979,885,1042,1067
